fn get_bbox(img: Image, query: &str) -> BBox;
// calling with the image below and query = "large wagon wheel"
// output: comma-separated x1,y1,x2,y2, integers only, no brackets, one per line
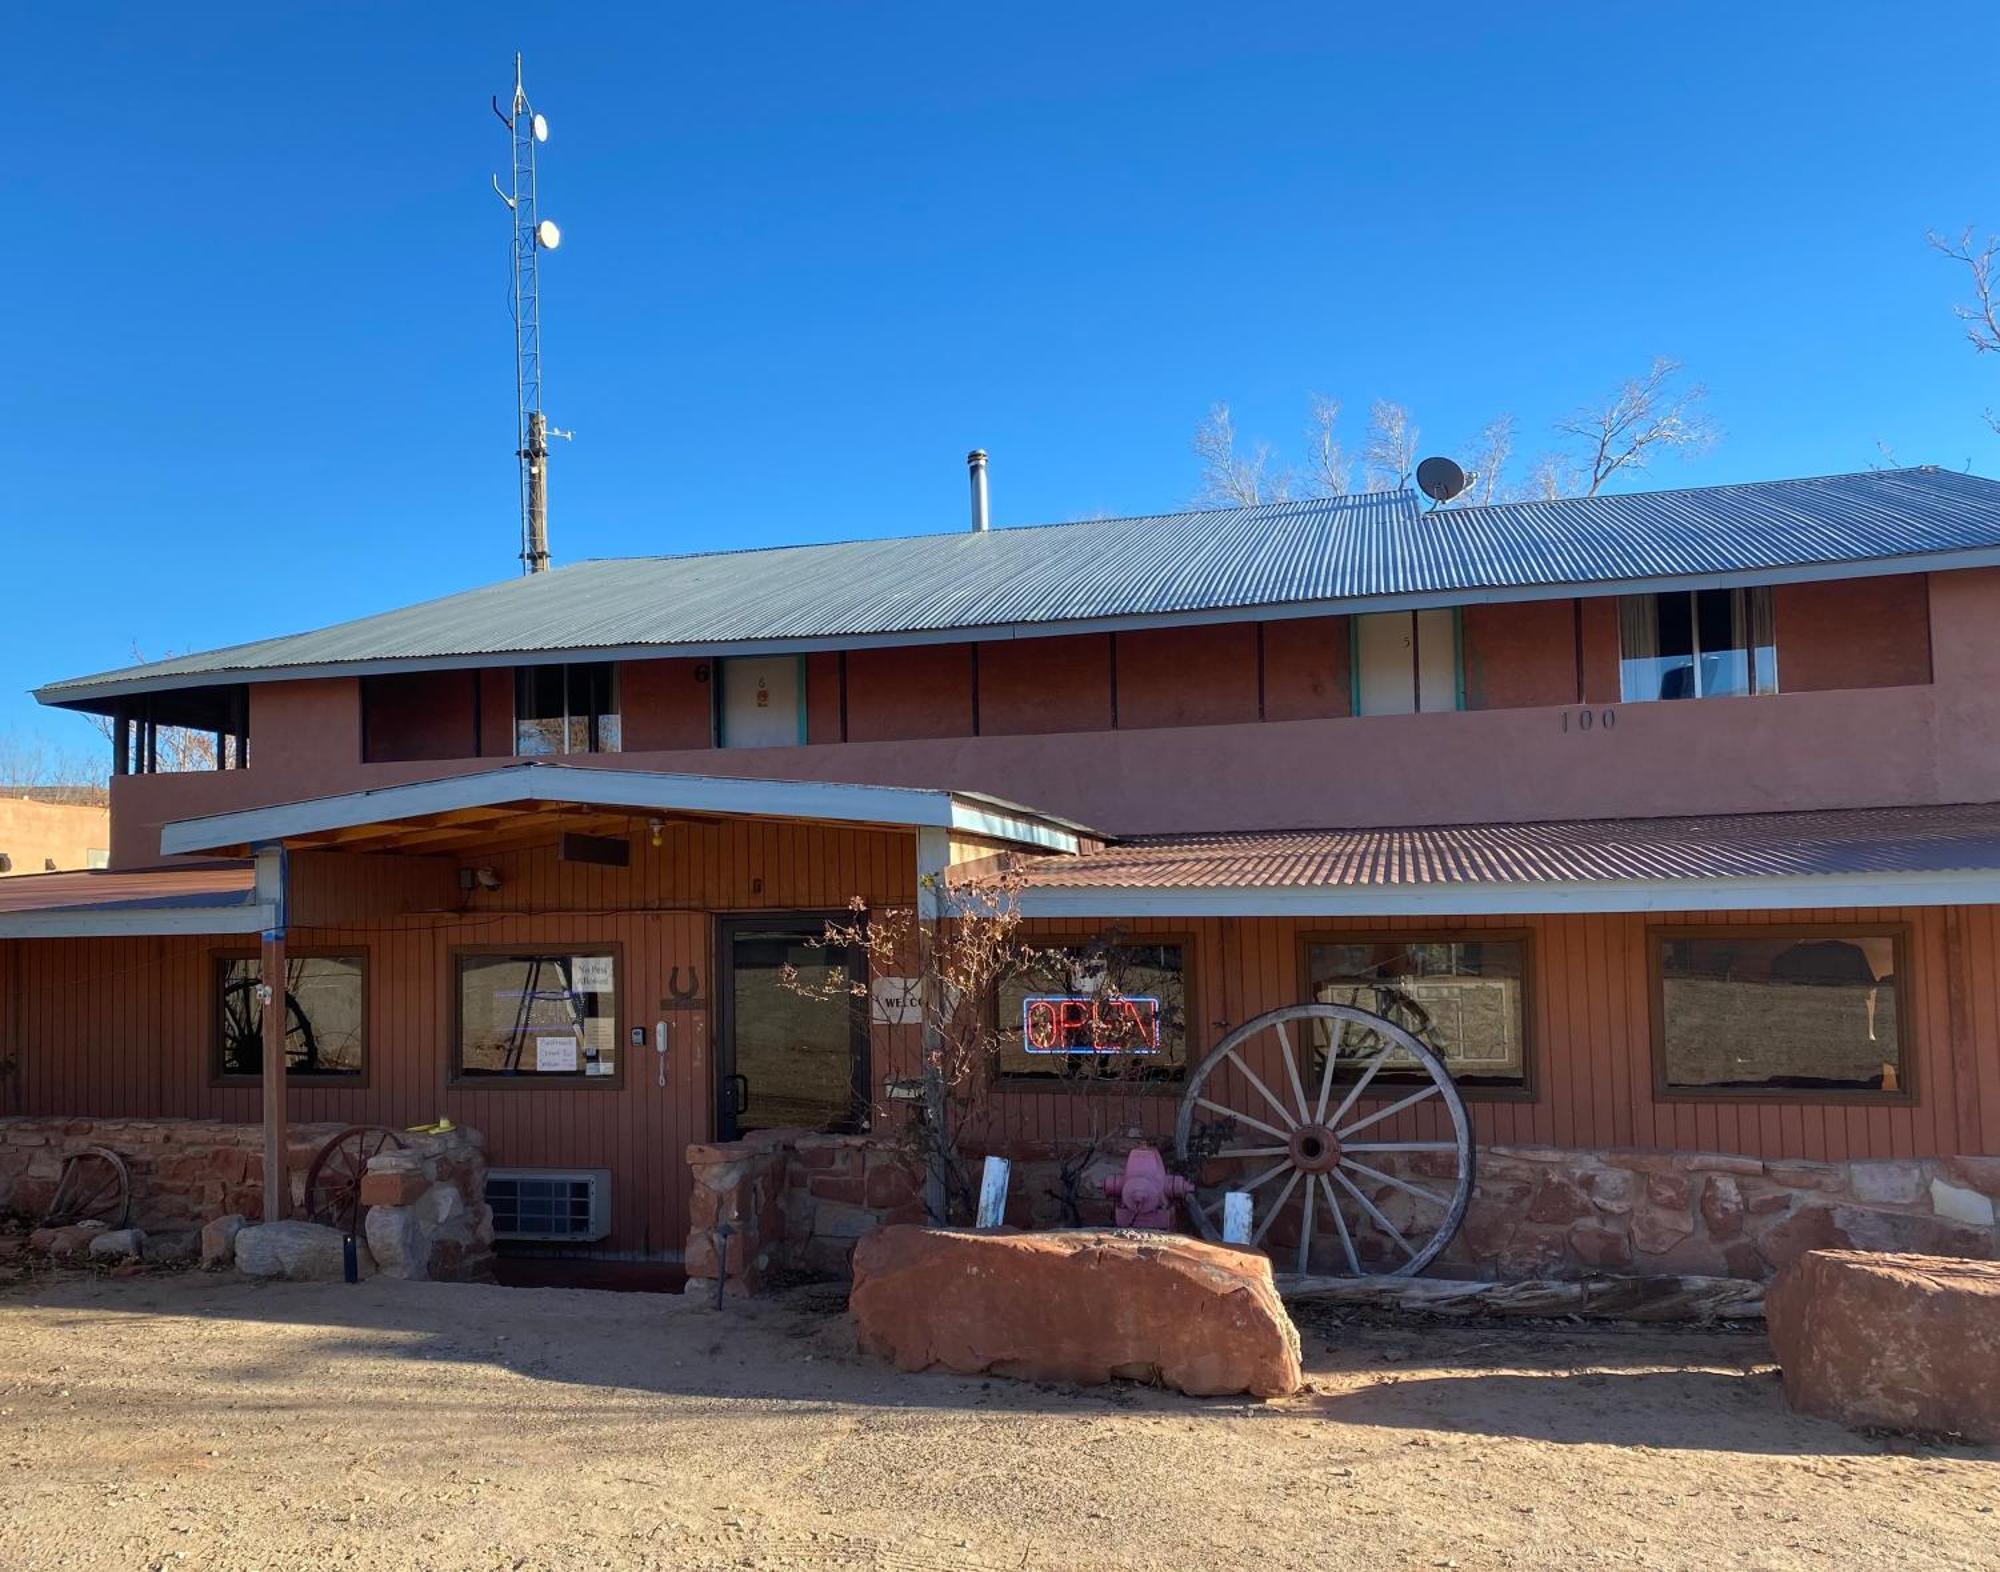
44,1146,131,1229
1174,1003,1474,1278
302,1125,408,1232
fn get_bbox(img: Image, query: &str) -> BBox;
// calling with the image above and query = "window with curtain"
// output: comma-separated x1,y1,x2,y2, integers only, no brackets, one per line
1619,588,1777,702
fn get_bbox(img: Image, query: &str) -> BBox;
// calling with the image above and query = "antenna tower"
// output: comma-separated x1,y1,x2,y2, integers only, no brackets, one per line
493,54,566,574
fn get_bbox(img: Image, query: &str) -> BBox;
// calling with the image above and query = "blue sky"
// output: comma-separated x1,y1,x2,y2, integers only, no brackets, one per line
8,2,2000,756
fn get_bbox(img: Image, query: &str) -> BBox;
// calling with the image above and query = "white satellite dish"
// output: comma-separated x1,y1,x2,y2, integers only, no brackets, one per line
531,113,549,143
535,219,562,250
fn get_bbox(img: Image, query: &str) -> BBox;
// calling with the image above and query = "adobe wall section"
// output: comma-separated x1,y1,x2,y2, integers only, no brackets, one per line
1113,625,1261,729
1261,617,1349,722
617,658,713,751
1775,574,1933,692
979,635,1115,735
846,645,976,742
1462,600,1579,710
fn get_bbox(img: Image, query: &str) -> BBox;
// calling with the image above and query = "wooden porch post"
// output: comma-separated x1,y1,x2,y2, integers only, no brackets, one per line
915,826,950,1225
255,845,289,1224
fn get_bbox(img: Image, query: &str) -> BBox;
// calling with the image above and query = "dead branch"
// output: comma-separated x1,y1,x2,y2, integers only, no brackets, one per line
1553,357,1718,496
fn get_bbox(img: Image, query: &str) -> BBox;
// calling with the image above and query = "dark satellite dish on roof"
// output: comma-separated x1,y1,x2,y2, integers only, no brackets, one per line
1415,456,1472,504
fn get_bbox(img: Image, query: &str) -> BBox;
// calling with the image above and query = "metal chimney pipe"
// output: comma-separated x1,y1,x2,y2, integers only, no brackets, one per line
967,449,990,533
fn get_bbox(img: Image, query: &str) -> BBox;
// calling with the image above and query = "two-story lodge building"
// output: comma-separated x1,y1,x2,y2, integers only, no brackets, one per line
7,464,2000,1282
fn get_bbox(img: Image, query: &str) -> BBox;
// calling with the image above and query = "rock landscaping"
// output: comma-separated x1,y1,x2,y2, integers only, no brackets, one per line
849,1225,1304,1398
1765,1248,2000,1442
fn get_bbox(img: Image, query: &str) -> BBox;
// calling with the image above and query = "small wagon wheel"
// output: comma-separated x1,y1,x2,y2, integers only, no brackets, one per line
1174,1003,1475,1278
44,1146,131,1230
302,1125,408,1232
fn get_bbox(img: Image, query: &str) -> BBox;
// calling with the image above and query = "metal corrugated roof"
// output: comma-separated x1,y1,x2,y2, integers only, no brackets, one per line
37,466,2000,706
0,862,259,937
1013,803,2000,891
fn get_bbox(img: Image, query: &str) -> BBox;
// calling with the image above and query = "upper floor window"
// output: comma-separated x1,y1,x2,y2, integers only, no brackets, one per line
515,662,620,755
1619,588,1776,702
1353,609,1460,716
716,656,806,748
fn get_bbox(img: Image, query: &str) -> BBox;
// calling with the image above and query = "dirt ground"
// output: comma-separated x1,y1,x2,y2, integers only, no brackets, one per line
0,1272,1993,1572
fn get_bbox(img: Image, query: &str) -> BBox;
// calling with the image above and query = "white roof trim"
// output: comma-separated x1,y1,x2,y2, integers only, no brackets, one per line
0,901,272,939
160,764,1083,857
1016,866,2000,919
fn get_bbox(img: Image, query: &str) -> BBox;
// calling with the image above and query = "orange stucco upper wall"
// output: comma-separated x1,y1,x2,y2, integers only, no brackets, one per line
104,571,1968,864
0,797,109,875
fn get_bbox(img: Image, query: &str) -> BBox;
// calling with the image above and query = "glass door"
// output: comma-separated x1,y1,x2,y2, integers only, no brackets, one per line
716,915,869,1140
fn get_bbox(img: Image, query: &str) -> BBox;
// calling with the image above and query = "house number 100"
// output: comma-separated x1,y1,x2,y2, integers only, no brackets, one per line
1560,708,1618,733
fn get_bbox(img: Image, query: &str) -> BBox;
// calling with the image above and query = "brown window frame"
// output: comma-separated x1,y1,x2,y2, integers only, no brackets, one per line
1296,928,1537,1103
1647,922,1916,1105
449,942,626,1090
991,931,1198,1093
210,947,370,1088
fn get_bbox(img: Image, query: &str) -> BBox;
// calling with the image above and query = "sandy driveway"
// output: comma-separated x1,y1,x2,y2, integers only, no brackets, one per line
0,1271,1992,1572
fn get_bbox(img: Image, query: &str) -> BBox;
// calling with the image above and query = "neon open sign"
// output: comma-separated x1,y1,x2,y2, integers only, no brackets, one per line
1022,995,1162,1054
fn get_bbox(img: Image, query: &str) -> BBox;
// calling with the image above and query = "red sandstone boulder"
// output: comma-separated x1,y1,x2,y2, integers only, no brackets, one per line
849,1226,1302,1399
1765,1249,2000,1441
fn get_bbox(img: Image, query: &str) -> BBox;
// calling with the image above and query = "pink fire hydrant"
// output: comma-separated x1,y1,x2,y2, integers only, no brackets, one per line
1102,1145,1193,1229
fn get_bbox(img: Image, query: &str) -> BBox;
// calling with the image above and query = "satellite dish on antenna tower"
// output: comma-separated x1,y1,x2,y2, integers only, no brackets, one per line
532,112,549,143
1415,456,1472,504
535,219,562,250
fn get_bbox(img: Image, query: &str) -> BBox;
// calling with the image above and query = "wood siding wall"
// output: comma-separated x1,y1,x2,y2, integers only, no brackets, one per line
8,884,1999,1260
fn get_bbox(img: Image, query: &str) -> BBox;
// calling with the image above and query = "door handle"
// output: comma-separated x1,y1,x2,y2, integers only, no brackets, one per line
729,1073,750,1117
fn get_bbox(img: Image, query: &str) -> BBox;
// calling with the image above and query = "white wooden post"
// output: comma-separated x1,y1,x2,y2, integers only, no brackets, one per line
976,1156,1011,1228
1222,1190,1253,1245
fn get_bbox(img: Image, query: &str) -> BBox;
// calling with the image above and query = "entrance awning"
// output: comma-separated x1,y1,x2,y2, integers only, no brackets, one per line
1010,802,2000,917
0,862,262,937
158,761,1093,860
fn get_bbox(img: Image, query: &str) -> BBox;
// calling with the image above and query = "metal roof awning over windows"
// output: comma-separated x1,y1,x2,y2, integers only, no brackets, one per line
1008,802,2000,917
35,466,2000,709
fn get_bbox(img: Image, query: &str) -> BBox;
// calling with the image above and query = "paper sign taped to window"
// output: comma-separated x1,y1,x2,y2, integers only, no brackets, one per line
570,956,614,993
535,1036,580,1073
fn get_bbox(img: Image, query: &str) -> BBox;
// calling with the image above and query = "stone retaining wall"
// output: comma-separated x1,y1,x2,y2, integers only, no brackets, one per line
685,1129,926,1296
1377,1145,1999,1281
0,1116,493,1280
685,1130,2000,1294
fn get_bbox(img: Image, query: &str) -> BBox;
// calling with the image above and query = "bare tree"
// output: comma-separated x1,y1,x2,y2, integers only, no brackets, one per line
1192,358,1715,505
1302,394,1351,497
0,731,109,800
1363,399,1420,492
1461,414,1516,505
1523,450,1584,502
1929,225,2000,434
1193,403,1291,506
1553,357,1717,495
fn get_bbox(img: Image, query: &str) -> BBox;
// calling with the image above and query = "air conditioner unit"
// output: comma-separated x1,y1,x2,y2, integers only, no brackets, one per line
486,1168,613,1242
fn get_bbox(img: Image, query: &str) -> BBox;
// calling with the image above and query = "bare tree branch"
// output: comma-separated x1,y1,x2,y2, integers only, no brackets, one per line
1302,394,1350,497
1524,451,1583,502
1552,357,1717,496
1461,414,1515,505
1363,399,1419,492
1929,225,2000,435
1193,402,1288,506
